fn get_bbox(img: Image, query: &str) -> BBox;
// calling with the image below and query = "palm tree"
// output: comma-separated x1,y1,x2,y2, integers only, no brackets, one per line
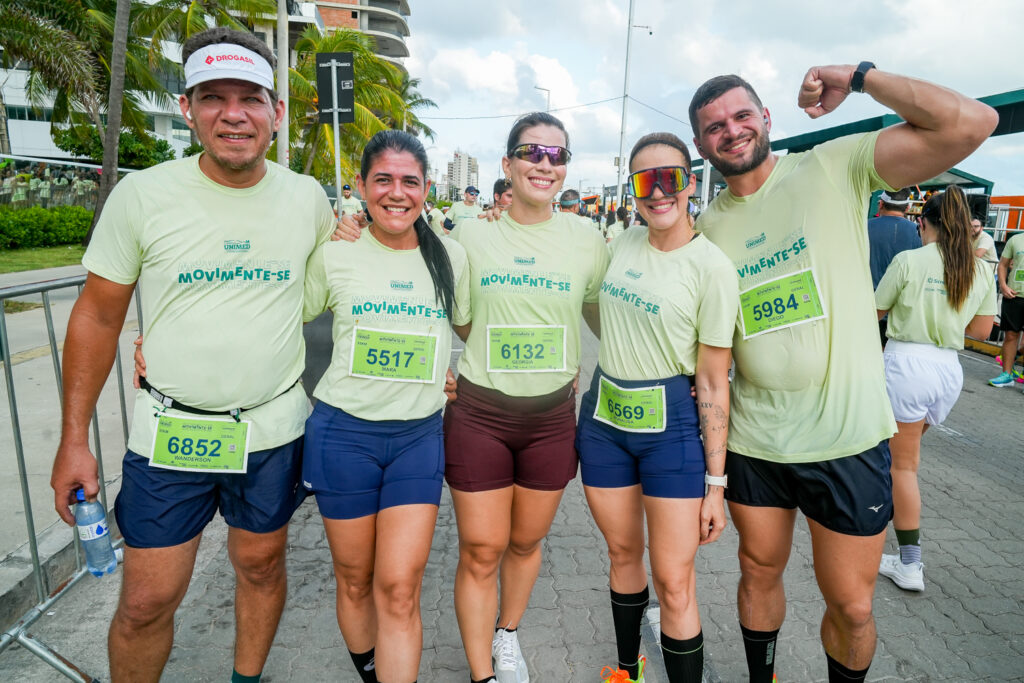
282,27,410,184
0,0,102,154
134,0,277,65
392,74,437,141
89,0,131,243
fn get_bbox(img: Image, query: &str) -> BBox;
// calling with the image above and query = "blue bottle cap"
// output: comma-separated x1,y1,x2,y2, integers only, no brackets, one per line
76,489,85,502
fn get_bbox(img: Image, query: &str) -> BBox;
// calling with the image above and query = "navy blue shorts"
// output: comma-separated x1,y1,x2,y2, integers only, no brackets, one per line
114,438,306,549
576,369,705,498
303,401,444,520
724,443,893,536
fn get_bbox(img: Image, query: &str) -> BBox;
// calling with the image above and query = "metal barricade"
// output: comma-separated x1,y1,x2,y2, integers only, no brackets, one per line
0,274,142,681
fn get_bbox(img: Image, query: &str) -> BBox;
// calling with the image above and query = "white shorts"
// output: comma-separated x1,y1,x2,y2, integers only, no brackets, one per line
883,340,963,425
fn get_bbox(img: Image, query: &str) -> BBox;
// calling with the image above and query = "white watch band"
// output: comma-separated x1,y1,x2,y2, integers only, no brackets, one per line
704,473,728,488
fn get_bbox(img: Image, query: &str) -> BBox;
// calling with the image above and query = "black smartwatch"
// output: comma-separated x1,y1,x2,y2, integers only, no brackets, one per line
850,61,875,93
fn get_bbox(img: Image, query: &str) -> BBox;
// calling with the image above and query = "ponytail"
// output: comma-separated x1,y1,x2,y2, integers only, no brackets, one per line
921,185,975,311
413,215,455,322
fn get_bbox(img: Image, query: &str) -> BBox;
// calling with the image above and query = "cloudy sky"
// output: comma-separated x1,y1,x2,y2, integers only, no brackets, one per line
403,0,1024,202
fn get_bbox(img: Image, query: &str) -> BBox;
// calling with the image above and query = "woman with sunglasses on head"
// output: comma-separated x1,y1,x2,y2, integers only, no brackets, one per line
576,133,737,683
874,185,995,592
445,112,609,683
302,129,472,683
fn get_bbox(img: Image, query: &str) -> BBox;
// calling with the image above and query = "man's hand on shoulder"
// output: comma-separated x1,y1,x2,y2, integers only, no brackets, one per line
477,205,505,223
798,64,856,119
333,211,367,242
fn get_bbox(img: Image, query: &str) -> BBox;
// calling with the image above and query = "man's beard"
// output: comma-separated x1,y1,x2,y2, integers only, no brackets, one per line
709,132,771,177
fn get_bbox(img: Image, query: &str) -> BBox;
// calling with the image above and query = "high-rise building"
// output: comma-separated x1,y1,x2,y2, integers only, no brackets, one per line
445,150,479,201
315,1,411,73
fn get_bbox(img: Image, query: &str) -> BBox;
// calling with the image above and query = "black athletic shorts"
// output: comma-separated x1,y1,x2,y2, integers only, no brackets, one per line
724,442,893,536
1000,294,1024,333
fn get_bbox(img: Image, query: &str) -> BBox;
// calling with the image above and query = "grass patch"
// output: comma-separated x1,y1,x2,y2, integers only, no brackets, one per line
0,245,86,274
3,300,44,314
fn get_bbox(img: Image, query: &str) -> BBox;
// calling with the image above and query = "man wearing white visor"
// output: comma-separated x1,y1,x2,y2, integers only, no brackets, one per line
50,27,338,683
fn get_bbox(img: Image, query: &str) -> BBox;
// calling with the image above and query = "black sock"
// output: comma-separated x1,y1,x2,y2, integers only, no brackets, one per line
740,624,779,682
230,671,260,683
611,586,649,679
471,677,497,683
661,630,703,683
348,647,377,683
826,652,869,682
495,625,517,633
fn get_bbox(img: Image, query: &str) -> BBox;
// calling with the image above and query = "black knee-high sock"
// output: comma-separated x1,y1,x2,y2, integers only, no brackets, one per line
826,652,869,682
610,586,649,679
660,631,703,683
740,624,779,682
349,647,377,683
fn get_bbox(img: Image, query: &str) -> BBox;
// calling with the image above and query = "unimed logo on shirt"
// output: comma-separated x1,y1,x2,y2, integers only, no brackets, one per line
224,240,251,251
390,280,414,290
745,232,767,249
625,269,643,280
513,256,536,266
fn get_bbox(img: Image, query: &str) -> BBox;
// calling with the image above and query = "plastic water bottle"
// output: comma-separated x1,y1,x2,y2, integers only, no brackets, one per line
74,489,118,577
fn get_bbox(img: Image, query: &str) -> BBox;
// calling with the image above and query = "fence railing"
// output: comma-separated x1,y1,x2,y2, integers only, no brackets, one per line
0,274,141,682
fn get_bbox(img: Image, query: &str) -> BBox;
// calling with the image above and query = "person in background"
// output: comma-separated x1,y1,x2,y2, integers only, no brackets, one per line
875,186,995,591
336,183,364,217
868,187,921,347
445,185,481,231
493,178,513,210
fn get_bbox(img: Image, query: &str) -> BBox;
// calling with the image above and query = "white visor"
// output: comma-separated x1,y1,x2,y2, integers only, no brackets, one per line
184,44,274,92
879,191,910,207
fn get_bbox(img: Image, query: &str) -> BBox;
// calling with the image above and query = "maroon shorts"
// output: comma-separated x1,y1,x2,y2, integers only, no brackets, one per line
444,377,578,492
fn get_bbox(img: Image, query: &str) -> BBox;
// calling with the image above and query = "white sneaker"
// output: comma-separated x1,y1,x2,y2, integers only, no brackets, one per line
879,553,925,591
492,628,529,683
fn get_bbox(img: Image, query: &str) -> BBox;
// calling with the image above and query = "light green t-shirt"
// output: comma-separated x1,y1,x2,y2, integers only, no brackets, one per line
605,220,624,242
83,155,336,455
445,201,479,227
450,211,610,396
427,208,446,236
598,228,738,379
875,242,996,350
698,132,897,463
336,195,363,217
1002,232,1024,296
304,229,470,420
973,230,997,265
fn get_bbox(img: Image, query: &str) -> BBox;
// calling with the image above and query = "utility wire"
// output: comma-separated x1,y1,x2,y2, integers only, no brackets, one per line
628,96,691,128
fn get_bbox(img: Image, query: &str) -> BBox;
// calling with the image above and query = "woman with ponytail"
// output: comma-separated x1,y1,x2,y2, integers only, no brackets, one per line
874,185,995,592
302,129,471,683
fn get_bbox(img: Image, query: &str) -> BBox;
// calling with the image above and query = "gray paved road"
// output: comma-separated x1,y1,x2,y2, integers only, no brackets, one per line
0,319,1022,681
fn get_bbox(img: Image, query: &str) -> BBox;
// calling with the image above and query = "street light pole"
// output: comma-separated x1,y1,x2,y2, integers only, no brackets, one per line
276,0,288,166
615,0,637,212
535,86,551,112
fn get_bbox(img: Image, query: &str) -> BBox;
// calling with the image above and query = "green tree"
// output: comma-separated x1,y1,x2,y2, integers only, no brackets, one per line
53,126,175,169
281,27,412,184
0,0,102,154
134,0,277,65
391,74,437,141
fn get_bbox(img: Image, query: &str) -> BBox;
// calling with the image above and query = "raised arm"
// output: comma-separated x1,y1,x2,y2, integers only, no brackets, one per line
51,274,135,523
797,65,998,190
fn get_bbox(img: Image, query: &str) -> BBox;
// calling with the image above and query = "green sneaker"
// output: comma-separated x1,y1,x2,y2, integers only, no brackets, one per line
600,655,646,683
989,371,1015,387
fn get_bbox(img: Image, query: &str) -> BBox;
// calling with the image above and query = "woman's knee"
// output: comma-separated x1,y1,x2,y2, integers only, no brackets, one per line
605,535,645,570
653,569,696,615
459,539,505,578
375,577,422,622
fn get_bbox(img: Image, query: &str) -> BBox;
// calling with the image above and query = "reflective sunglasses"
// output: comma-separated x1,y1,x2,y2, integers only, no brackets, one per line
508,143,572,166
628,166,689,199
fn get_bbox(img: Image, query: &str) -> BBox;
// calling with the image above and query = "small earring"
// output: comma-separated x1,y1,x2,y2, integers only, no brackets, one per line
504,176,510,182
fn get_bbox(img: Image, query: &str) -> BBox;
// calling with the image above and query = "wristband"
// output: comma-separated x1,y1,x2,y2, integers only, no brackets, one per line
850,61,875,93
704,473,728,488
